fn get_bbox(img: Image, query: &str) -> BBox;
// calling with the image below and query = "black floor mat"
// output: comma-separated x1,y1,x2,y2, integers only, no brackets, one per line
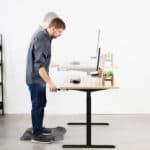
20,126,66,141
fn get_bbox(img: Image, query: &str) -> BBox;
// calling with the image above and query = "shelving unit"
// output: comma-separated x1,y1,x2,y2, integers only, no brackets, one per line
0,34,4,115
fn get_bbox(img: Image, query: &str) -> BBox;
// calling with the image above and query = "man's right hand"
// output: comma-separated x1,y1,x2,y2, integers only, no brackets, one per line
38,67,57,92
48,81,57,92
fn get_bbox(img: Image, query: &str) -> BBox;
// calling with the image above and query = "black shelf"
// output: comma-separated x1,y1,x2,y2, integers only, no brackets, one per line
0,101,3,109
0,34,4,115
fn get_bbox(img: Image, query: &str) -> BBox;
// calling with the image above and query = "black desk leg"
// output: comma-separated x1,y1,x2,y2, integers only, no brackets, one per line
63,91,115,148
87,91,91,145
67,90,109,126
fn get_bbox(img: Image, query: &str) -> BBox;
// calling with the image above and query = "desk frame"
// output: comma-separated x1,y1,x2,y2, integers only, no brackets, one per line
62,89,115,149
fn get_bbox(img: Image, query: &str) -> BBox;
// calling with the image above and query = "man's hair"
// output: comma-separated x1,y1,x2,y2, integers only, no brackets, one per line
43,12,58,23
48,18,66,29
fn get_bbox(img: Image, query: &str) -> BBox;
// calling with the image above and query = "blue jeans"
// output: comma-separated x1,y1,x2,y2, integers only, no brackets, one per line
28,84,47,137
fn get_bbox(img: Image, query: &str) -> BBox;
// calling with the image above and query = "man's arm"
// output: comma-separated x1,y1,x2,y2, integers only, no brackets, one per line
39,67,57,91
33,36,57,91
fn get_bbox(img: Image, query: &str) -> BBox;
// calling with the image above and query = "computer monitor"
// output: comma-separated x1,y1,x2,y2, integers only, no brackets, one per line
89,47,101,76
89,29,101,76
96,29,100,53
96,28,101,71
96,47,101,71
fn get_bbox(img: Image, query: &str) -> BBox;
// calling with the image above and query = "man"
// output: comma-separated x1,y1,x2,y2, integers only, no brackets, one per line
31,12,59,68
31,11,58,39
26,18,66,143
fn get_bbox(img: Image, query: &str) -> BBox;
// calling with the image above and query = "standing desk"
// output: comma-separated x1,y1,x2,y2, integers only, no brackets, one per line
58,75,119,148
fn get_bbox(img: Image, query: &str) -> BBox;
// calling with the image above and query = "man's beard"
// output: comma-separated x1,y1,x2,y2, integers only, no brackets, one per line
53,36,57,39
51,36,57,39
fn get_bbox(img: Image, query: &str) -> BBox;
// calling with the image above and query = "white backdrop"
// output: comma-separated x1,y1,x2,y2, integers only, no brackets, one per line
0,0,150,114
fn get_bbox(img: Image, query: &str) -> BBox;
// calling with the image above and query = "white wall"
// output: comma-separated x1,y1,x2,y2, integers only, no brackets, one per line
0,0,150,114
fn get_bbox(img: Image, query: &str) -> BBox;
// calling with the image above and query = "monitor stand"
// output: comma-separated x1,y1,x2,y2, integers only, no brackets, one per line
89,71,100,76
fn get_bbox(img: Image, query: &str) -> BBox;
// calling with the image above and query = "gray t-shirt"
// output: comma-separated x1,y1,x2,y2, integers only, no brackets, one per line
26,29,52,85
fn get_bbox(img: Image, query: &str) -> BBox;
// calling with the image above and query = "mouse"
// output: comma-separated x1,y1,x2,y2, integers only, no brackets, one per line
70,78,81,84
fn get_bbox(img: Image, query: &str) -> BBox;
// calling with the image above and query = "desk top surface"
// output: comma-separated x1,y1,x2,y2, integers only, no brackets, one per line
58,75,119,90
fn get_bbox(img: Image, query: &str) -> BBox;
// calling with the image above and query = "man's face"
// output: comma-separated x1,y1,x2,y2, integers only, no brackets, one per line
51,28,64,38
